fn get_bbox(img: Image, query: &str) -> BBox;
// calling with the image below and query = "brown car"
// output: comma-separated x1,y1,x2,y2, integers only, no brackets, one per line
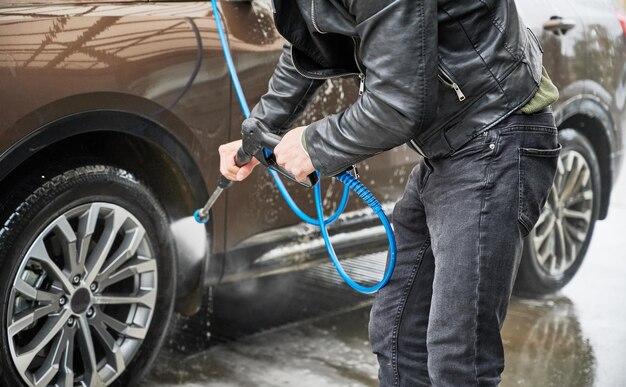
0,1,624,386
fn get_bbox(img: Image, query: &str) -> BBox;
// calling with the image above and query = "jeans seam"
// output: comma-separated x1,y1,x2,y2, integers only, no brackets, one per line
498,125,557,134
517,148,531,234
391,239,431,386
473,133,497,385
418,160,433,199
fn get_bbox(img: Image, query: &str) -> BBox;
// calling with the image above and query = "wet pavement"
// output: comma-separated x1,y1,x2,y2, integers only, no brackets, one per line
144,171,626,386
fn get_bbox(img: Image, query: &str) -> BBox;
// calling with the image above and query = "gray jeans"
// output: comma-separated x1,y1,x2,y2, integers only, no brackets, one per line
370,110,560,386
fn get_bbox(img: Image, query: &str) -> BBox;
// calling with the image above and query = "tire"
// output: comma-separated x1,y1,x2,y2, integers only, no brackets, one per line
515,129,601,296
0,163,176,387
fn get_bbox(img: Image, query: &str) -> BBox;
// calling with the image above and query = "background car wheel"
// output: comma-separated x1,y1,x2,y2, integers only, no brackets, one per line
0,164,176,386
515,129,601,296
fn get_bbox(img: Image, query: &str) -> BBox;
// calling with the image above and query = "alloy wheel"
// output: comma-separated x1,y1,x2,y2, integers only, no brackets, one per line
6,202,158,387
531,150,594,276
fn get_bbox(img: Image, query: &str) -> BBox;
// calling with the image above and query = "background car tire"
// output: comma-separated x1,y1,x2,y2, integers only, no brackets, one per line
515,129,601,296
0,163,176,387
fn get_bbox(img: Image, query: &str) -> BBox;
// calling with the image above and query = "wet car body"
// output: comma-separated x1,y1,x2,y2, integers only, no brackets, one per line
520,0,625,215
0,0,624,386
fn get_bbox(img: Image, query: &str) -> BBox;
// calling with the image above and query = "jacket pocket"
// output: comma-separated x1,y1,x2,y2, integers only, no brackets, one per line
438,63,466,102
517,144,561,236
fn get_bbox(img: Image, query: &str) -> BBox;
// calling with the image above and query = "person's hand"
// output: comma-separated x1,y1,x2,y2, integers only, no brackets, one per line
218,140,260,181
274,126,316,182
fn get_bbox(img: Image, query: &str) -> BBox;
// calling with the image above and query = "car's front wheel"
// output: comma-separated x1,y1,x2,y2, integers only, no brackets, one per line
515,129,601,296
0,164,176,386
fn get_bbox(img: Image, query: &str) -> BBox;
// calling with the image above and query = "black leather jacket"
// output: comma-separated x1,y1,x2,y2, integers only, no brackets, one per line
242,0,544,176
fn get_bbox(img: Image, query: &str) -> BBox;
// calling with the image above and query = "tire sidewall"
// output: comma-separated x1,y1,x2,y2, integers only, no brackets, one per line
0,165,176,387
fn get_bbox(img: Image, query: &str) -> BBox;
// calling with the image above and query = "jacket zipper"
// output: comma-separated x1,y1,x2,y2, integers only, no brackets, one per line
352,36,365,95
311,0,327,34
438,64,466,102
358,74,365,95
409,140,426,157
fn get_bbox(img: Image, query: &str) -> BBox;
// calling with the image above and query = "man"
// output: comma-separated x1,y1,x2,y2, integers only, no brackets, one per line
218,0,560,385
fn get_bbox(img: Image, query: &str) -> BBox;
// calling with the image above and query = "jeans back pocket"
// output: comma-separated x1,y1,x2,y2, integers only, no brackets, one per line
518,144,562,236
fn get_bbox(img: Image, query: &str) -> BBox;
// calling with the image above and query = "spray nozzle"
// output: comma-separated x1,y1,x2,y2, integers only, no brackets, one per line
193,209,209,224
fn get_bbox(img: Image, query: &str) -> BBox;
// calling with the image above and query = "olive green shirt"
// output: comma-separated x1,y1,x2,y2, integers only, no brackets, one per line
520,66,559,114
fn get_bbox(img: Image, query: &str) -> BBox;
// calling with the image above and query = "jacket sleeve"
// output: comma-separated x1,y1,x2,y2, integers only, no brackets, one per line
304,0,439,176
242,43,325,135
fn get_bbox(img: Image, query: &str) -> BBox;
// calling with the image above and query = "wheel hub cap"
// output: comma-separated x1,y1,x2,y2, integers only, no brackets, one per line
70,288,91,314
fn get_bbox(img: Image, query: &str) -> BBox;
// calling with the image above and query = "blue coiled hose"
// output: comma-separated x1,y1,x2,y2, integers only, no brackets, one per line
211,0,395,293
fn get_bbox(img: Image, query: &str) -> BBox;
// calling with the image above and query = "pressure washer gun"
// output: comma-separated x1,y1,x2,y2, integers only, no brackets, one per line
193,122,318,224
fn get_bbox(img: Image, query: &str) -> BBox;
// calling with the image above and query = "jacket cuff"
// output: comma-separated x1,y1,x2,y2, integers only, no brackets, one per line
305,118,359,177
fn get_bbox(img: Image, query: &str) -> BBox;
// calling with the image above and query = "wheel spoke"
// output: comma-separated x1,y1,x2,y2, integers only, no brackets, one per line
535,226,550,258
566,189,593,206
55,215,79,276
12,309,71,375
77,204,101,270
58,327,76,387
76,315,100,387
534,214,556,248
8,303,61,338
91,316,127,374
98,311,127,332
555,156,566,190
33,360,59,386
560,154,583,204
95,227,146,286
562,228,577,265
564,221,587,243
562,207,592,223
537,246,552,266
535,204,552,229
100,310,148,340
32,326,72,387
84,209,129,284
99,259,156,290
548,183,560,209
554,220,567,274
578,164,590,187
94,289,156,308
28,239,74,293
14,277,60,303
549,249,558,275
